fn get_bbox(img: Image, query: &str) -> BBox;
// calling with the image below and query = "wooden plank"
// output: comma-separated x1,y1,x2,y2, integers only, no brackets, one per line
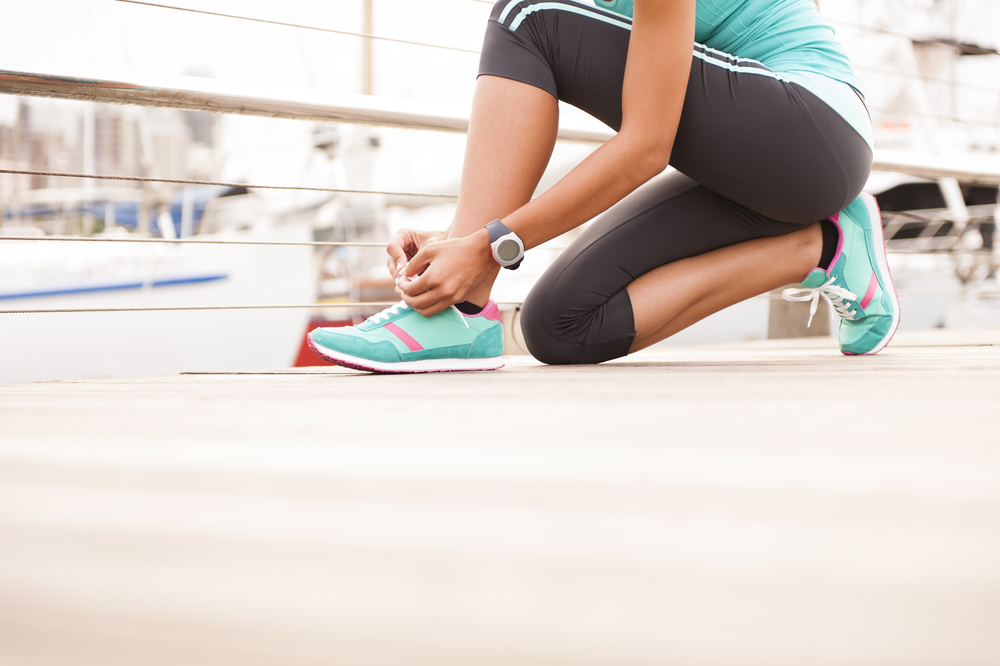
1,328,998,665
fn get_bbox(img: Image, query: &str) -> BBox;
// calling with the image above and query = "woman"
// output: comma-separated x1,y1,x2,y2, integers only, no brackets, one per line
308,0,899,373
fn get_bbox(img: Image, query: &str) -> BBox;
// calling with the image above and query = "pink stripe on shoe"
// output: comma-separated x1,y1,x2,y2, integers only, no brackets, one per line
826,213,845,270
469,300,502,322
860,272,879,310
385,322,423,351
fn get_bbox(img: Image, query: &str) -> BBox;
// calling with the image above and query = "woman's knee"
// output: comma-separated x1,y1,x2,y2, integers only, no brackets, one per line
519,290,578,365
519,283,636,366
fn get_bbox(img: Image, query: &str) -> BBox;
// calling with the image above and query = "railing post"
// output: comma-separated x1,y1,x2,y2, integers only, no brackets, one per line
499,305,530,355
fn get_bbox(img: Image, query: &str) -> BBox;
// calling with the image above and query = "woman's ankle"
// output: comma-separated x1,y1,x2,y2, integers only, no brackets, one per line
798,221,825,273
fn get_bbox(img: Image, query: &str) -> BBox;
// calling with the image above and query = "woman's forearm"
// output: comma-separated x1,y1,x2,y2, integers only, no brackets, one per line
500,131,671,250
491,0,695,250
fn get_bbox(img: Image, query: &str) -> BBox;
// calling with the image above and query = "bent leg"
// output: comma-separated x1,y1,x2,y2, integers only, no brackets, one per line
447,76,558,306
626,224,822,352
520,172,821,364
456,2,873,362
479,2,872,222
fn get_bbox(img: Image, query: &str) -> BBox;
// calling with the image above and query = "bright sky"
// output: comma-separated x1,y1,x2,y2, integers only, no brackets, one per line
1,0,998,198
0,0,499,200
0,0,488,98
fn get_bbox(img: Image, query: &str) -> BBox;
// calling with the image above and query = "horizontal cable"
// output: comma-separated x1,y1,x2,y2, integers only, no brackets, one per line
885,248,997,254
0,235,572,250
114,0,480,54
0,169,458,199
0,303,397,315
0,234,990,254
5,288,999,315
854,64,1000,96
825,17,1000,54
0,235,386,248
0,301,525,315
886,211,980,225
764,287,1000,299
109,4,1000,127
868,106,1000,128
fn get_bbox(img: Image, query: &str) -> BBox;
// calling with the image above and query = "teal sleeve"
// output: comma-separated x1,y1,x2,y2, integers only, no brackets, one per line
594,0,633,19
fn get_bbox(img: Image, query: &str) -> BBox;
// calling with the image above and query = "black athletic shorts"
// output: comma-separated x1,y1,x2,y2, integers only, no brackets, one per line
478,0,873,364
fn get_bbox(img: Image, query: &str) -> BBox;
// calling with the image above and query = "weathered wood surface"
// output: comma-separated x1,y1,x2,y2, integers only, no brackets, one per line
1,328,999,666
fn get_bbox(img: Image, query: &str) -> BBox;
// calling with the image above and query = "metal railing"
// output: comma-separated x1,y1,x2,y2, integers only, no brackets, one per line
3,65,1000,184
2,8,999,320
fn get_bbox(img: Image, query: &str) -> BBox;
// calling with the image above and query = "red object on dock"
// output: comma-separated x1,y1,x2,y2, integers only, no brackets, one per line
294,318,351,367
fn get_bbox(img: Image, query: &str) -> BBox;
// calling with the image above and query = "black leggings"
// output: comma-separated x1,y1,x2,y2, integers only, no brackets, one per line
479,0,873,364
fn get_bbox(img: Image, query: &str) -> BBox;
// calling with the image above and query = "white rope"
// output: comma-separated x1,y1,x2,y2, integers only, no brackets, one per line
0,303,398,315
0,301,530,315
868,106,1000,129
0,168,458,200
824,18,999,55
3,289,999,315
854,64,1000,97
0,234,979,254
114,0,481,54
0,236,387,248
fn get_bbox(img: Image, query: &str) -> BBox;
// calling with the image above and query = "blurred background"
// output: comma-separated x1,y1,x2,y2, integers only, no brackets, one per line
1,3,999,666
1,0,999,382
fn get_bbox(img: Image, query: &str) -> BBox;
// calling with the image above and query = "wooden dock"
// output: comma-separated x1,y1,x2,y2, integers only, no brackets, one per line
2,327,999,665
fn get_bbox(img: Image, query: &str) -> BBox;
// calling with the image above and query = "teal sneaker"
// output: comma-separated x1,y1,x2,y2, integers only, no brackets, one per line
782,192,900,355
308,300,505,373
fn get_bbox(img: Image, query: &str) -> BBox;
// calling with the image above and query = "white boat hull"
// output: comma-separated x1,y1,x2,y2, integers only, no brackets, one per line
0,224,315,384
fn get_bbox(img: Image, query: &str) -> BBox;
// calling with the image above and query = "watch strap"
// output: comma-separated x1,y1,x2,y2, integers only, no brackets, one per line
485,219,524,270
486,219,514,243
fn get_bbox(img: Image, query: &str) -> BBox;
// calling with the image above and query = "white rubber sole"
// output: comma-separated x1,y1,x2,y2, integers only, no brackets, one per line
309,339,504,374
853,192,901,356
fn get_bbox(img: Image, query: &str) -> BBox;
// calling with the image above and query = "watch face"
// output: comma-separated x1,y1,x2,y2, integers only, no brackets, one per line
497,238,520,262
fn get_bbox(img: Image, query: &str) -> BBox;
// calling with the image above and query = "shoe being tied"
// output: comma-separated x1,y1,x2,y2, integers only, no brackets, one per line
308,300,505,373
782,192,900,355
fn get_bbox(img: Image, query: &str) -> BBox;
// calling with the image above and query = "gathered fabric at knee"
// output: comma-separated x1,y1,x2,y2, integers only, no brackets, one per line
520,173,805,365
478,1,874,364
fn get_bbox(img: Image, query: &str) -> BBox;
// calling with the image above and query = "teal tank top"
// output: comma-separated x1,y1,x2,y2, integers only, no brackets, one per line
593,0,870,146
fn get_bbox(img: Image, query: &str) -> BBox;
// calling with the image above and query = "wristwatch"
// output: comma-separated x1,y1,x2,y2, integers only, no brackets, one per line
485,219,525,270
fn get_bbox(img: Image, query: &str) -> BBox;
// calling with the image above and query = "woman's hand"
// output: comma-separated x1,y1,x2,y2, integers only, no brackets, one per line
385,228,446,280
397,229,496,316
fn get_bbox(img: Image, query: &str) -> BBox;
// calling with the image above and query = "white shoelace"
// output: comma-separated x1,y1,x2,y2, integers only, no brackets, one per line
367,301,409,324
365,301,469,328
781,275,859,327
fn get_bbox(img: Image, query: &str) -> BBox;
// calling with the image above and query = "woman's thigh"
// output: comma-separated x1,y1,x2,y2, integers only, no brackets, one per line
479,0,872,223
520,171,803,364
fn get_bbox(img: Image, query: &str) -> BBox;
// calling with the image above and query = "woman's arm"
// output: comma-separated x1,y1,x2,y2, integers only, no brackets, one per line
399,0,696,313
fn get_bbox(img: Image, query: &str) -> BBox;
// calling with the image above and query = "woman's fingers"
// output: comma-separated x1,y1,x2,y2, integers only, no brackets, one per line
387,256,401,280
398,268,452,306
385,234,413,279
396,234,493,316
402,285,460,316
398,265,465,316
399,241,438,280
400,288,444,314
386,228,439,279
